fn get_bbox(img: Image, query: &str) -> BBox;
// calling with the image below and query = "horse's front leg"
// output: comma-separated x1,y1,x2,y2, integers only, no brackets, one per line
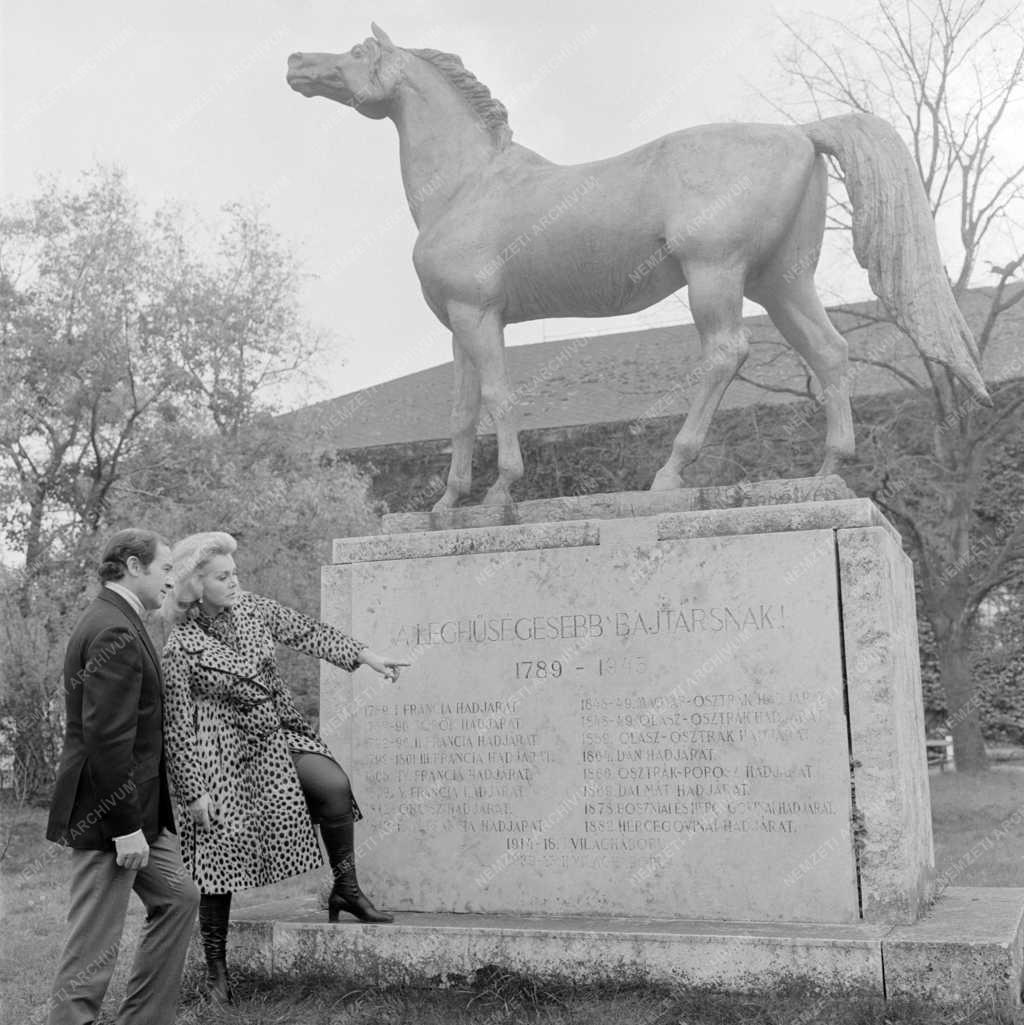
448,302,522,507
433,341,481,511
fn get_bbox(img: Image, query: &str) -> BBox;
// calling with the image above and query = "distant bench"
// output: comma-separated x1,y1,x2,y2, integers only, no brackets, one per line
926,734,954,770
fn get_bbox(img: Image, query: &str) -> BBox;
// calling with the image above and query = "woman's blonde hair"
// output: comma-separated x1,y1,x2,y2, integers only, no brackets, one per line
160,531,238,625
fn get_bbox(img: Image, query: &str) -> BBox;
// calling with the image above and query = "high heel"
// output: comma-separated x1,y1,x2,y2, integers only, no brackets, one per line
320,818,393,924
327,889,394,924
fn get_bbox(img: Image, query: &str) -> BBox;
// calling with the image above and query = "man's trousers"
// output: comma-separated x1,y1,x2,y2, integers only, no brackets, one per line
46,830,200,1025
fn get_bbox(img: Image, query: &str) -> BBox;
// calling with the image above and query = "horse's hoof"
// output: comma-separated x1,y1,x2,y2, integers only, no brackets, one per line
431,491,459,511
649,469,684,492
482,484,514,507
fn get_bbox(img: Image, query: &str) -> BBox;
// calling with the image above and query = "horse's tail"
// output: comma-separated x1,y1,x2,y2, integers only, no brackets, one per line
802,113,990,405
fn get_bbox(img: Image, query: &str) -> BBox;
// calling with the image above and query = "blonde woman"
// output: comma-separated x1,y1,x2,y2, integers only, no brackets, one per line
161,531,408,1003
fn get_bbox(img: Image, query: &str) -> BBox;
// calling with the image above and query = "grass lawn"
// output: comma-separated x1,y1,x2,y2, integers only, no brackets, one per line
3,769,1024,1025
930,767,1024,888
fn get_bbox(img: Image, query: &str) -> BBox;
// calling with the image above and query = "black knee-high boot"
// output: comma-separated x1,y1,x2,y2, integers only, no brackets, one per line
198,892,233,1003
319,817,393,924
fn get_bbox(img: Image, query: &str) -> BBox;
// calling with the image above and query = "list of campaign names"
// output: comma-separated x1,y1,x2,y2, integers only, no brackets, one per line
356,644,848,870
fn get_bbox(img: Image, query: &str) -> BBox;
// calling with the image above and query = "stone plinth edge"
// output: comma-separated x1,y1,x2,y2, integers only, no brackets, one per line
335,498,895,564
382,476,855,534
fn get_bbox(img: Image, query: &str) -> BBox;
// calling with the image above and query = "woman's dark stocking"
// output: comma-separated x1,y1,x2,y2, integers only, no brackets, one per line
291,752,393,924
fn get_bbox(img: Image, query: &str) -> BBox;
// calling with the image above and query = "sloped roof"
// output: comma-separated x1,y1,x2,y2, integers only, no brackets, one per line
284,287,1024,450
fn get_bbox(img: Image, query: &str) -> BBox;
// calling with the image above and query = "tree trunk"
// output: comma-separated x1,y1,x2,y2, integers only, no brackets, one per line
19,491,48,616
936,629,988,772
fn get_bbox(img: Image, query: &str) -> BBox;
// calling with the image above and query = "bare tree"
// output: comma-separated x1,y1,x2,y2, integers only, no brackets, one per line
757,0,1024,770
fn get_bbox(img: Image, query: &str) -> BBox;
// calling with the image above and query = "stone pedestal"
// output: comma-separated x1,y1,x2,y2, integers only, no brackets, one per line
318,478,933,927
228,478,1024,1010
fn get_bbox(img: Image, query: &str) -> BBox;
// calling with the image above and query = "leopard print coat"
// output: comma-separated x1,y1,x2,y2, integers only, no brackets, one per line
162,592,365,893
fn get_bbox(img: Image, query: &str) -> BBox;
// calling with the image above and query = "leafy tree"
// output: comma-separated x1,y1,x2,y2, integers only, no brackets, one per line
0,167,326,581
118,420,381,720
0,167,182,589
152,202,323,440
0,167,364,794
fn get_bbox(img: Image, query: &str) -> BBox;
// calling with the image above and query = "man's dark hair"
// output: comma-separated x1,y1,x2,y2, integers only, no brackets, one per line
98,529,169,582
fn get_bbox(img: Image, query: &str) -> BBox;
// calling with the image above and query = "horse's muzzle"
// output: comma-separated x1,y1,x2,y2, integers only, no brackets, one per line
287,53,325,96
286,69,316,96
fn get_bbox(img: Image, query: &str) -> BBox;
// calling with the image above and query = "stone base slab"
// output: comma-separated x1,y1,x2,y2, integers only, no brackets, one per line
230,887,1024,1010
883,887,1024,1008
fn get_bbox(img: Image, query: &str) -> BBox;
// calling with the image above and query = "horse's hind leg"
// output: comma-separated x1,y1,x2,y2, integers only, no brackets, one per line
433,340,481,510
748,275,855,475
745,151,855,475
651,268,750,490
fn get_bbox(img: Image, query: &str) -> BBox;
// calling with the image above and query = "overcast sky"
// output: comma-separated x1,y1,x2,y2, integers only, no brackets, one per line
2,0,936,409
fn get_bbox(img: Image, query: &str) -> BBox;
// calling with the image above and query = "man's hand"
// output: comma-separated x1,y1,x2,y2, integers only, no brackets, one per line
358,650,412,682
189,793,214,831
113,829,150,871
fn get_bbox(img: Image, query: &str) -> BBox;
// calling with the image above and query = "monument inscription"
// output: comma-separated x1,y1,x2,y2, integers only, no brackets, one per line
322,529,859,922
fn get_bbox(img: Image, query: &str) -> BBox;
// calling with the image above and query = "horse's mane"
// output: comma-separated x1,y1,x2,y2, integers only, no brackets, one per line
409,48,513,148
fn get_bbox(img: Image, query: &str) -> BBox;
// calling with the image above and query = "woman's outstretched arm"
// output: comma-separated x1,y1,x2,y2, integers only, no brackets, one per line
249,593,408,679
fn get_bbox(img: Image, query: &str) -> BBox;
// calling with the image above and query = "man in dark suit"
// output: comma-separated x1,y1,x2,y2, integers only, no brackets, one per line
45,528,200,1025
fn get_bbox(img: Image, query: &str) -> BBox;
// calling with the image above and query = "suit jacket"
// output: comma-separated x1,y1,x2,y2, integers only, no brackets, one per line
46,588,176,849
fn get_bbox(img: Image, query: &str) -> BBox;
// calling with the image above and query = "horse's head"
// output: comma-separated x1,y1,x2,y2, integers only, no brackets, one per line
286,23,404,119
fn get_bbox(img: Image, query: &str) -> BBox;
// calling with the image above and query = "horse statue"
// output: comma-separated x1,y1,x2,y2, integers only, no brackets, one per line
287,24,990,510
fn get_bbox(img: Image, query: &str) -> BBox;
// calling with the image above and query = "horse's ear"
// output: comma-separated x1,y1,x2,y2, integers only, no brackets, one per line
371,23,395,49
